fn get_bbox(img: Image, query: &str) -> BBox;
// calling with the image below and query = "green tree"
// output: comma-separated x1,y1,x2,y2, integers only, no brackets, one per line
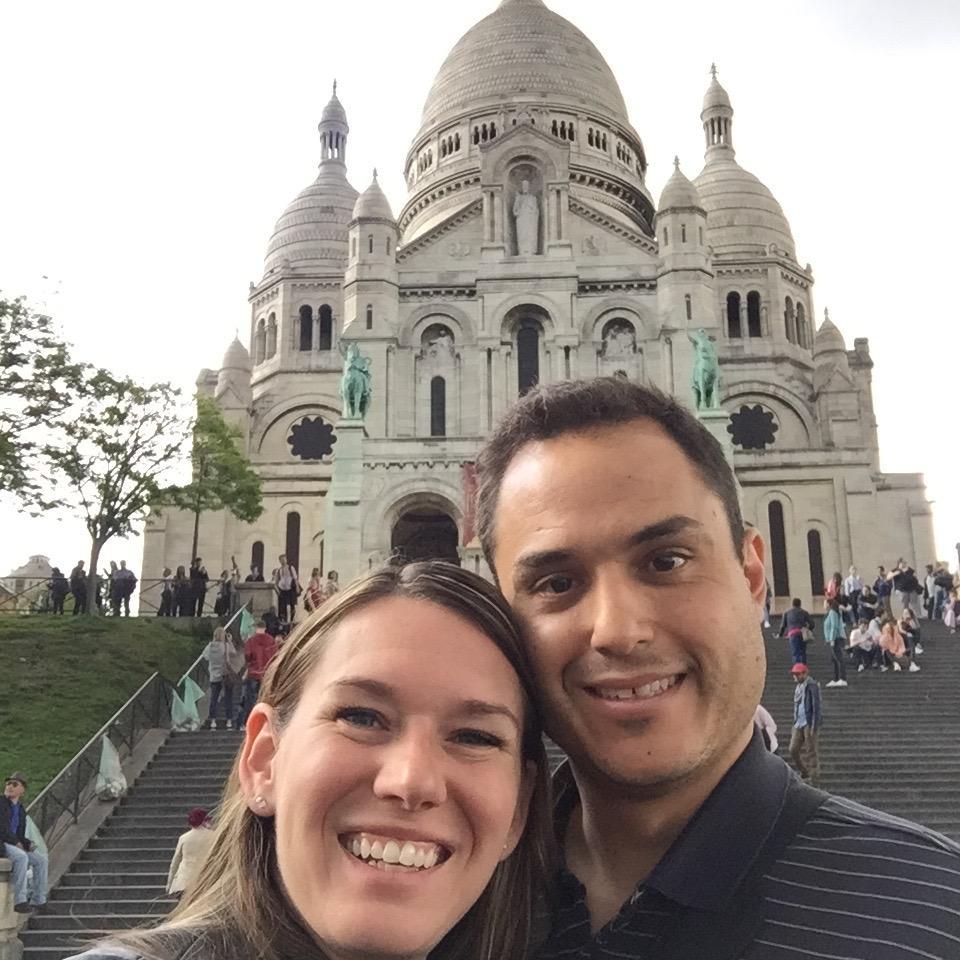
41,369,188,613
0,295,83,504
156,393,263,562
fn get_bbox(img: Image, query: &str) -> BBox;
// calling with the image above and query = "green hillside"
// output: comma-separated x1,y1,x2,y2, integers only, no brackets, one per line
0,616,210,793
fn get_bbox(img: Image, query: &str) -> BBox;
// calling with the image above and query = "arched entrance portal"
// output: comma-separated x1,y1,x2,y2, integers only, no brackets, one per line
391,509,460,564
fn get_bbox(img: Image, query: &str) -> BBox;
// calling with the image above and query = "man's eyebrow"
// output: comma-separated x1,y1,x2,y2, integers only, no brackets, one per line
331,679,520,730
512,515,706,583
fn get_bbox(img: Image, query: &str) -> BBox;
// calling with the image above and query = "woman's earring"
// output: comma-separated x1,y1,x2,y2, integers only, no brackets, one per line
254,795,268,809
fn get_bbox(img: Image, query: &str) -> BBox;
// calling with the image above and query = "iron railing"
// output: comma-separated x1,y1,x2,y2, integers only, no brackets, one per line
26,672,174,848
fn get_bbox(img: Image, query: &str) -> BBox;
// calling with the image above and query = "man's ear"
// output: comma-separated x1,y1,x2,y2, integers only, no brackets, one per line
742,526,768,608
501,760,537,861
238,704,280,816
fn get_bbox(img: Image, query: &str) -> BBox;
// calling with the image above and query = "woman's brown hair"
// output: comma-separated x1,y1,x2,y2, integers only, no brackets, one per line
107,561,553,960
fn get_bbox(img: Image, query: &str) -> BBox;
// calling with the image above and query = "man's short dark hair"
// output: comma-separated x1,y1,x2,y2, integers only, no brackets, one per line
792,598,802,608
475,378,744,576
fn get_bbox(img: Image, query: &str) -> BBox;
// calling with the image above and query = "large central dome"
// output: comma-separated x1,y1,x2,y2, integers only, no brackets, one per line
418,0,630,136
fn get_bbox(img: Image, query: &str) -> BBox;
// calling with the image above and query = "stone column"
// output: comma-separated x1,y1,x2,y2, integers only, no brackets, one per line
0,859,24,960
322,419,367,584
697,409,742,507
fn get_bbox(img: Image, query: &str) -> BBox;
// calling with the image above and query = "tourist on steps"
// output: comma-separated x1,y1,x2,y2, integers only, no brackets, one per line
823,597,848,687
843,565,863,622
1,773,48,914
203,627,244,730
778,597,815,664
236,620,278,732
848,617,880,671
165,808,215,899
899,607,924,660
789,664,822,784
879,616,918,672
65,562,550,960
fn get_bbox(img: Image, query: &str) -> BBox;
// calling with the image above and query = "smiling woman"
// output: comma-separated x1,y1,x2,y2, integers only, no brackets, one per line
67,562,552,960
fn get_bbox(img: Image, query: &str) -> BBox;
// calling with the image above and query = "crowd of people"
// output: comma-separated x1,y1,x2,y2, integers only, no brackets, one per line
155,555,340,625
43,560,139,616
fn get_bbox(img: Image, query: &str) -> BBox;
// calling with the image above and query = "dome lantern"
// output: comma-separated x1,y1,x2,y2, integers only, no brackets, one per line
319,80,349,165
701,64,734,157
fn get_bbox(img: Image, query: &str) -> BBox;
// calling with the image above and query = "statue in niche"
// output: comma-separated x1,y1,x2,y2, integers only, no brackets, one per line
427,329,455,360
689,327,721,411
338,341,372,420
602,322,636,359
513,180,540,256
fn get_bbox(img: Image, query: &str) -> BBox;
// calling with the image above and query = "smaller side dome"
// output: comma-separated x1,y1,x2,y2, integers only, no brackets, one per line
222,336,252,372
658,157,703,211
702,64,732,114
352,170,396,222
813,309,847,358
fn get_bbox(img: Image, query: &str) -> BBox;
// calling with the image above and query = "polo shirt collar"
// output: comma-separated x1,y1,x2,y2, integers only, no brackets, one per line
555,729,792,912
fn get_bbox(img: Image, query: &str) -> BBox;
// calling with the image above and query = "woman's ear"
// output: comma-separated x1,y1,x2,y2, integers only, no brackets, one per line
501,760,537,861
238,704,280,816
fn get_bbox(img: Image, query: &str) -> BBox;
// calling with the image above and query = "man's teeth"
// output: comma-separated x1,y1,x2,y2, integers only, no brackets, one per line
346,834,441,870
595,675,681,700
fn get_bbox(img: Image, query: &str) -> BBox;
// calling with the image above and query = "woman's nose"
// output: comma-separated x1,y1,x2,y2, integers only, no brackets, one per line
372,732,447,811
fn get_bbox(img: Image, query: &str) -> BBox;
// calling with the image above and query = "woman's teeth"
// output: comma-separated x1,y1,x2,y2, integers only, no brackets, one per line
594,674,681,700
343,834,443,871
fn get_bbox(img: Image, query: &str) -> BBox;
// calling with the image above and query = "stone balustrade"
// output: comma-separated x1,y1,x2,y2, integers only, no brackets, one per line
0,858,24,960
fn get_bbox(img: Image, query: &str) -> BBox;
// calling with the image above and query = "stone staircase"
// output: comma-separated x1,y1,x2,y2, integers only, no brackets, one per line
761,616,960,841
19,619,960,959
20,730,237,960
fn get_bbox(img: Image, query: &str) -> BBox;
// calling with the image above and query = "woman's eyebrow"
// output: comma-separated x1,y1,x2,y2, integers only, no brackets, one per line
330,678,520,731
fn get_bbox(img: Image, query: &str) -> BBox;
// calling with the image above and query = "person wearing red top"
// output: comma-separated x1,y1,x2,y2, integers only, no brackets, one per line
237,623,277,732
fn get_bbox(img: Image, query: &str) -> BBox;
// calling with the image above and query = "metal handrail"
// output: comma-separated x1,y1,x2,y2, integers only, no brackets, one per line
26,671,174,848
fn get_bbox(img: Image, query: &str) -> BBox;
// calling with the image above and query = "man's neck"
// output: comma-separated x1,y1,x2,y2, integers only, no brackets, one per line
564,726,753,932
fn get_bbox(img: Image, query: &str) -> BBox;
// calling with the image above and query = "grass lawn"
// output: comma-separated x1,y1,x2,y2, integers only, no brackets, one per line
0,616,211,794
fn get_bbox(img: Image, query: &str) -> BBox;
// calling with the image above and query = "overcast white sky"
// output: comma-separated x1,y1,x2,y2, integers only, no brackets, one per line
2,0,959,578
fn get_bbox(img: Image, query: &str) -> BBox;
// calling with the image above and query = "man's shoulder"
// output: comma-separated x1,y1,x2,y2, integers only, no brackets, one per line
770,791,960,884
757,794,960,954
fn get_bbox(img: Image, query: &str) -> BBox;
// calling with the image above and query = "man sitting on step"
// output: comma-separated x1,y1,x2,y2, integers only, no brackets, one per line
1,773,48,914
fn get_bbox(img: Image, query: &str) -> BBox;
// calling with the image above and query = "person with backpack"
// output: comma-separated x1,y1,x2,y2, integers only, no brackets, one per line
202,627,244,730
778,598,815,664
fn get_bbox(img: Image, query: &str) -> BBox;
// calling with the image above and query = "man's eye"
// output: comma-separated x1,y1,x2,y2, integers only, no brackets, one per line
650,553,688,573
335,707,384,729
534,575,574,595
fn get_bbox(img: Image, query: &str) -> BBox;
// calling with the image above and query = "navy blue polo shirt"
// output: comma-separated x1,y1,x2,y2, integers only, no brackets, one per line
538,732,960,960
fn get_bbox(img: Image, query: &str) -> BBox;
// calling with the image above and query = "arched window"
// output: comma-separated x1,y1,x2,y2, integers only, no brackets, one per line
454,133,460,151
368,235,374,254
747,291,762,338
299,305,313,352
727,292,742,339
351,237,357,258
364,305,374,330
685,295,692,321
807,530,825,596
285,512,301,576
552,119,559,137
517,323,540,396
490,122,496,138
254,319,266,364
784,297,796,343
266,314,278,358
768,501,789,596
663,228,669,247
251,541,264,577
588,129,595,147
430,376,446,437
681,224,687,243
796,303,807,348
385,237,391,256
473,126,480,145
318,305,333,352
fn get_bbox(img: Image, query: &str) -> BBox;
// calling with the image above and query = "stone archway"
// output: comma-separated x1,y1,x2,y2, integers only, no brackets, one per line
391,508,460,564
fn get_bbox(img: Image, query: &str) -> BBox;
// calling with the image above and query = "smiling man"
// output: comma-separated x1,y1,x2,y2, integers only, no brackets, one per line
476,377,960,960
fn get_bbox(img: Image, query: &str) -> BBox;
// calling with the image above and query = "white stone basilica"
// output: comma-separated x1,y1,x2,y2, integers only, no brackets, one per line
143,0,935,606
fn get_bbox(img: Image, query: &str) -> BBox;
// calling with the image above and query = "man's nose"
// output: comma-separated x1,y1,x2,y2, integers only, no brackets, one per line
589,570,656,657
372,730,448,812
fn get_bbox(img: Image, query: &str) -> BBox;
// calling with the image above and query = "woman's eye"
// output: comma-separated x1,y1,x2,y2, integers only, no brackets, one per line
650,553,688,573
335,707,384,730
453,729,504,748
